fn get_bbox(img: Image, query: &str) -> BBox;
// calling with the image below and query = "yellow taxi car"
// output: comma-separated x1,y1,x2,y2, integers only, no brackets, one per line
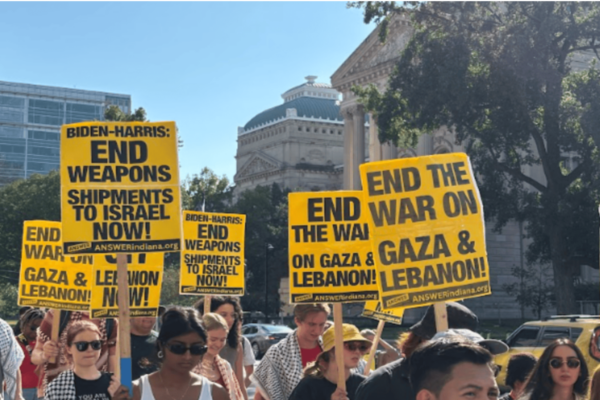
494,316,600,388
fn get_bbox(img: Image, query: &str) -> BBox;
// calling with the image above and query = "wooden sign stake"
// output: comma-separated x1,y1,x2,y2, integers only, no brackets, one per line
49,309,61,364
434,302,448,332
333,303,346,391
117,254,132,391
204,295,212,315
363,319,385,376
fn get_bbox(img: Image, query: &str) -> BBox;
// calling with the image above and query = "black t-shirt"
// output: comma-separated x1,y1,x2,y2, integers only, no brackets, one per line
131,331,158,380
355,357,412,400
289,373,366,400
74,372,112,400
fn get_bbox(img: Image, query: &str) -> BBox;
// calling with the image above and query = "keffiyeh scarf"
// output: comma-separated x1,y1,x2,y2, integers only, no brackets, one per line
0,319,24,400
44,369,76,400
193,355,244,400
252,330,322,400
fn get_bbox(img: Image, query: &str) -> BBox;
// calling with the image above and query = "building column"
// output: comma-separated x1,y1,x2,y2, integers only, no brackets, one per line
417,133,434,156
369,114,398,161
342,108,355,190
352,105,366,190
369,113,382,162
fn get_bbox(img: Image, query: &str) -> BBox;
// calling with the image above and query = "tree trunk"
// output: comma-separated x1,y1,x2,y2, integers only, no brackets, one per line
550,229,577,314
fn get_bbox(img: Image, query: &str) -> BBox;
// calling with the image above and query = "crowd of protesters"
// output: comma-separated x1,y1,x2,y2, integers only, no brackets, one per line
0,300,599,400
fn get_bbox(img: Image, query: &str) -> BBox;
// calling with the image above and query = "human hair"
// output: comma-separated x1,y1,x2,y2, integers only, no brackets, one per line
590,365,600,400
398,331,425,358
159,306,207,345
66,321,101,347
505,353,537,388
19,306,32,316
409,336,494,395
293,304,330,322
19,308,45,331
194,296,241,349
303,350,332,378
522,338,589,400
203,313,229,332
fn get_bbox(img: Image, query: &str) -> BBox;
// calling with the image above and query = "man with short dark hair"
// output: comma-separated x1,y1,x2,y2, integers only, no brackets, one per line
355,302,480,400
499,353,537,400
409,337,500,400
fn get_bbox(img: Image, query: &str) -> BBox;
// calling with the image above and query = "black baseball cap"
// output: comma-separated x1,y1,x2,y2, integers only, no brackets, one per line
409,302,478,340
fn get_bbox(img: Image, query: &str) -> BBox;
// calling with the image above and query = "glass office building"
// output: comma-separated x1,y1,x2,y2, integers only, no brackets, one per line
0,81,131,185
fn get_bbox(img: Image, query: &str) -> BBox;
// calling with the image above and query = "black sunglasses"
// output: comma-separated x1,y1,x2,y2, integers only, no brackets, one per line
549,358,581,369
344,342,370,352
74,340,102,352
166,343,207,356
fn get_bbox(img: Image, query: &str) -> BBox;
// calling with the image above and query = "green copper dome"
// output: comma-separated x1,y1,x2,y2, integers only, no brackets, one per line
243,97,342,131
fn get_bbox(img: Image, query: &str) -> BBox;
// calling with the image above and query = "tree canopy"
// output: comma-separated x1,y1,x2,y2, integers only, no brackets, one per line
353,1,600,313
104,105,147,122
0,171,60,276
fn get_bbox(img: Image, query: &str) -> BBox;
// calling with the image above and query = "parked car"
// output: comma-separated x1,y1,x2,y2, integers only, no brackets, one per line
241,323,293,358
494,315,600,389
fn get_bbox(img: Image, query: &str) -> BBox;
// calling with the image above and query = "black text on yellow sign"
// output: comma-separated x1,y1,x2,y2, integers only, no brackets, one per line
359,153,491,309
180,211,246,295
361,300,404,325
288,192,379,304
90,253,163,318
60,121,181,255
19,221,92,311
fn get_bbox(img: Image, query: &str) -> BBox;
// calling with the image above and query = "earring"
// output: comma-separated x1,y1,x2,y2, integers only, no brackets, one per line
157,350,163,359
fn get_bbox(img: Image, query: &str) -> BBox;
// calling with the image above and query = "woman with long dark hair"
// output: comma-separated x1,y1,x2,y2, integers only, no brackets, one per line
132,306,229,400
17,308,45,400
520,338,589,400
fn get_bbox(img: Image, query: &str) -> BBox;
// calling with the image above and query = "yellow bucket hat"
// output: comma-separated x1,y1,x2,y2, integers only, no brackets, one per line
322,323,372,353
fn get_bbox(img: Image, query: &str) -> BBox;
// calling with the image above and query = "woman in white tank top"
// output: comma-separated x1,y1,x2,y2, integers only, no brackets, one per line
132,307,230,400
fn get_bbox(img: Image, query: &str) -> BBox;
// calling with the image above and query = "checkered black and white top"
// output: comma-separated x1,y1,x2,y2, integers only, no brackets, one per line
44,369,76,400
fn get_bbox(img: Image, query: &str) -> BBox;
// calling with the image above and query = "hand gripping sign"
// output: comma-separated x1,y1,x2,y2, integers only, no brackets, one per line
359,153,491,310
19,221,92,311
60,121,181,255
288,191,379,304
180,211,246,295
91,253,164,318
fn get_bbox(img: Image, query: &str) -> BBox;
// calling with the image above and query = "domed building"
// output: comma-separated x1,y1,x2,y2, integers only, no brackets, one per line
234,76,364,195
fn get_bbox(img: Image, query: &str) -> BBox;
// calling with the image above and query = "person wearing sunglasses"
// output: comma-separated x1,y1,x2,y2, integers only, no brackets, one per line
289,323,372,400
193,313,244,400
520,338,589,400
132,306,229,400
16,308,45,400
45,321,129,400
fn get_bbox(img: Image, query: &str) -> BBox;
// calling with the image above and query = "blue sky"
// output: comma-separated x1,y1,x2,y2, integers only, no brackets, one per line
0,2,375,183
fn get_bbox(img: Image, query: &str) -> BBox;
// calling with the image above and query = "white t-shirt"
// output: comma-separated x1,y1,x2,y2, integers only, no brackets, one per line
242,336,256,366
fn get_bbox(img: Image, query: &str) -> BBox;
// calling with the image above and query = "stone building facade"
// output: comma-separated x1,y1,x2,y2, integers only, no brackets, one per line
234,76,366,196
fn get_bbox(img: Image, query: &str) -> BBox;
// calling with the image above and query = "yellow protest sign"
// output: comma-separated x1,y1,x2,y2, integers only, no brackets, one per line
360,153,490,309
60,121,181,255
288,192,378,303
90,253,163,318
19,221,92,311
180,211,246,295
361,300,404,325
